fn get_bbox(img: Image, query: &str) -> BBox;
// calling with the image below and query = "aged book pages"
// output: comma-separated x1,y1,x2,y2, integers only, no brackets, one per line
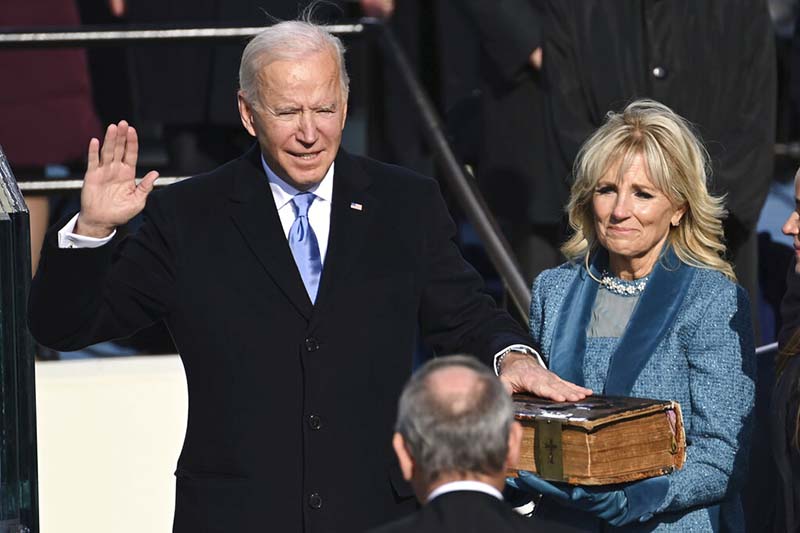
509,395,686,486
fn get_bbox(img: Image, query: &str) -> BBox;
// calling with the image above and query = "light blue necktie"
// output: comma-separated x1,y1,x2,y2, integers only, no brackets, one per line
288,192,322,303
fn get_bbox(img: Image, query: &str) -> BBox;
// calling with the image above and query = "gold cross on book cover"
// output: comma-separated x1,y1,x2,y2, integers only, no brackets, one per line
510,395,686,486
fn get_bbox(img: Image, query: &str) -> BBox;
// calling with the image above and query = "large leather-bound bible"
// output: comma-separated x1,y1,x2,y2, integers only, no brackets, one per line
510,395,686,486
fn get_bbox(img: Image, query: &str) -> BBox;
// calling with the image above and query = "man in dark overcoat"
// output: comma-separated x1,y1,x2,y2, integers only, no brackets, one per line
28,19,588,533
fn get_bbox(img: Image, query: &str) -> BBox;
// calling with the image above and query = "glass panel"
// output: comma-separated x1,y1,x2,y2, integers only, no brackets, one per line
0,146,39,533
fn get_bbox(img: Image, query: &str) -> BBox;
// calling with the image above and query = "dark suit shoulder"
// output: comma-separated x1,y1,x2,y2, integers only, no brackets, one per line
366,491,535,533
345,153,440,196
348,153,433,183
148,152,248,206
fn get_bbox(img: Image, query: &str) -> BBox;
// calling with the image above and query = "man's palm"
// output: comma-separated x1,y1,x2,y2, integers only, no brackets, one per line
76,121,158,237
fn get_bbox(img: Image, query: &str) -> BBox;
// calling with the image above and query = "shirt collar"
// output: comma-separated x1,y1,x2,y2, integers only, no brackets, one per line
426,480,503,503
261,154,334,209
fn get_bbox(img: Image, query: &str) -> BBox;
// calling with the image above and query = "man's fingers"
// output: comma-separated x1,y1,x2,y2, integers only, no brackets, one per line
137,170,159,196
113,120,129,164
500,375,514,395
534,379,591,402
124,126,139,168
505,365,592,401
87,138,100,172
99,124,117,166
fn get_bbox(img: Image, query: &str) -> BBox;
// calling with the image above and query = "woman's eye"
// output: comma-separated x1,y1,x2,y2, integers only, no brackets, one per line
635,191,654,199
596,186,615,194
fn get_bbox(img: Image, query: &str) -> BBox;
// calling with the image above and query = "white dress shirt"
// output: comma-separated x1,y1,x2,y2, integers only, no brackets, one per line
426,480,503,503
262,155,332,263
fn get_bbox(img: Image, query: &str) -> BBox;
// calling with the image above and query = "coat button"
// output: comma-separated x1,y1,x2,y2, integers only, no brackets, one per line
304,337,319,352
651,66,667,79
308,492,323,509
308,414,322,430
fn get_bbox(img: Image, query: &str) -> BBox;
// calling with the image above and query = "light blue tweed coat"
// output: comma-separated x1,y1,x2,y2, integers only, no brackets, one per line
529,258,756,532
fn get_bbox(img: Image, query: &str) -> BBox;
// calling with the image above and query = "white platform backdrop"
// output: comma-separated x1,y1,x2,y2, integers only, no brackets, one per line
36,355,188,533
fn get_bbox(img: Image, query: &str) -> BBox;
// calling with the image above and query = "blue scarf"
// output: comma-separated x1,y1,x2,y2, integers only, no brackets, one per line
549,246,696,396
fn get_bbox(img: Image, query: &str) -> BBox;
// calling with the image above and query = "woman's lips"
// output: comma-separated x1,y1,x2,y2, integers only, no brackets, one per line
607,226,635,234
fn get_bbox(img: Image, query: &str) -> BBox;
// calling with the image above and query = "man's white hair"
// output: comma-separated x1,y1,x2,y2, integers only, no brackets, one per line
238,19,349,106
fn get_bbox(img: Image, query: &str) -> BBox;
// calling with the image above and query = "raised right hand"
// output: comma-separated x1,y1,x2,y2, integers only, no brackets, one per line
75,121,159,238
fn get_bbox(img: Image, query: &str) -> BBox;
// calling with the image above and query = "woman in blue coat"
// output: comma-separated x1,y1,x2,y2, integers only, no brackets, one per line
509,100,756,532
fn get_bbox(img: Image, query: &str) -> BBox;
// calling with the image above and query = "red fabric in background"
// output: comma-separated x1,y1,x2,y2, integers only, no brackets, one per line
0,0,100,168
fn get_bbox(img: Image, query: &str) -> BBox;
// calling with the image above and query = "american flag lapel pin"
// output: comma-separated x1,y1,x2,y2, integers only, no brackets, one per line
350,202,363,211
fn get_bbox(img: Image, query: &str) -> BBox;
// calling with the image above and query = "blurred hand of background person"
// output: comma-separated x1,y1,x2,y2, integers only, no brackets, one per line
360,0,394,20
75,121,159,238
108,0,125,17
529,46,542,70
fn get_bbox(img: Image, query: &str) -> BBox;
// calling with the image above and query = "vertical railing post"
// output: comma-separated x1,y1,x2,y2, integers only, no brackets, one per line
0,147,39,533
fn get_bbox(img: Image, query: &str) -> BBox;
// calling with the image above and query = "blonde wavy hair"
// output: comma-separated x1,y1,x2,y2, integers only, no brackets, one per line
777,328,800,451
561,99,736,281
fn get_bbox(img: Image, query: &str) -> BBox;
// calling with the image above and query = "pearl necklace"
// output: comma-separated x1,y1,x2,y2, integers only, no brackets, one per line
599,271,649,296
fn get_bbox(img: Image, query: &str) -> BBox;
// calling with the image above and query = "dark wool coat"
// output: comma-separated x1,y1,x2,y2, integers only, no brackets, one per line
29,147,533,533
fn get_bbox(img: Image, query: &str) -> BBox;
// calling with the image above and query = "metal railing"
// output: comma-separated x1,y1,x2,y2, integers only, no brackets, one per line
0,23,365,47
1,19,532,318
18,177,187,192
756,341,778,357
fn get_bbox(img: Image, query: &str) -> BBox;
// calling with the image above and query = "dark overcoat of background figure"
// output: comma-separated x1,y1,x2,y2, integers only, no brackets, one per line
456,0,567,283
542,0,776,333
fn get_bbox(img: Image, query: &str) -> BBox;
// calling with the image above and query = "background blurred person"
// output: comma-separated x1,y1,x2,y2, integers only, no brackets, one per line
774,166,800,533
455,1,564,285
510,100,756,532
0,0,101,274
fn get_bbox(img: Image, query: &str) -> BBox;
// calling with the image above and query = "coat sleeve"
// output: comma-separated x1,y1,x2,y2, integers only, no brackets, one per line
528,271,549,364
656,283,756,513
28,192,177,351
540,1,595,175
707,1,775,229
457,0,543,85
415,178,534,366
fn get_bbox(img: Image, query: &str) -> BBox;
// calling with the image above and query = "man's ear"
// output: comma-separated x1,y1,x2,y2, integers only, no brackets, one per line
237,91,257,137
505,421,523,470
340,98,348,131
392,432,414,482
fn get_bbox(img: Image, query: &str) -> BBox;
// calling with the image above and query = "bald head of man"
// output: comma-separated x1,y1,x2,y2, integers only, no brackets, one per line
392,355,523,502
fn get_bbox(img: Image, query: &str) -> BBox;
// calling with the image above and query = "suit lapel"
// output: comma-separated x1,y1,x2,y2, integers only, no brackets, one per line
604,249,695,395
550,248,696,395
228,146,313,320
310,151,376,329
